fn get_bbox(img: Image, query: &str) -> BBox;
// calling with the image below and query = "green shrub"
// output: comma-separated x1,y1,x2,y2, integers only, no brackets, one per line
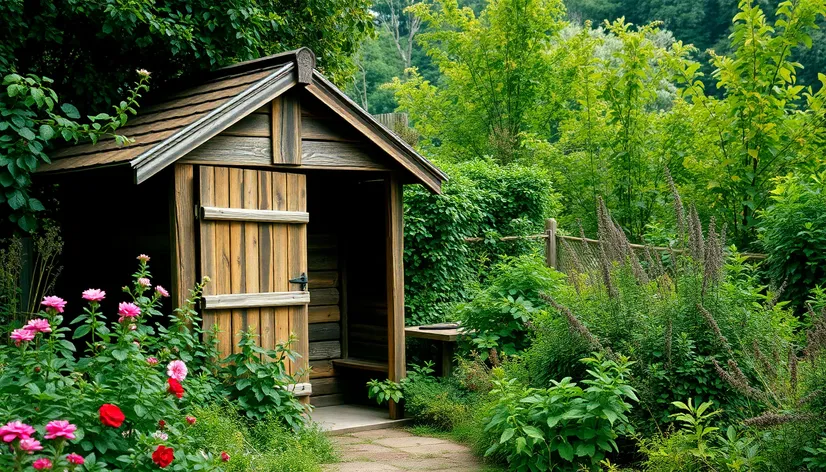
456,254,566,355
404,160,561,325
190,403,335,472
639,400,761,472
759,171,826,312
527,199,798,431
483,354,637,471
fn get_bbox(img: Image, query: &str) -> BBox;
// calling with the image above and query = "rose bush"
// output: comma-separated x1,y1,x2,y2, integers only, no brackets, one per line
0,255,309,470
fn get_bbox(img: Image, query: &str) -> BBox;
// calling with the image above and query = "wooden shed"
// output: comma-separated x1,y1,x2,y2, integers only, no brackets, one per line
37,48,446,418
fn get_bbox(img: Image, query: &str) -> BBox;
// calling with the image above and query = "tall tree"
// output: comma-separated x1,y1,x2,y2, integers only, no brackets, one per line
375,0,424,69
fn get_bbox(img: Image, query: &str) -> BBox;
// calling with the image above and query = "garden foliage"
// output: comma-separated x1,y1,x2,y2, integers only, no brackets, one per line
0,256,314,471
484,354,637,471
404,159,560,325
759,170,826,310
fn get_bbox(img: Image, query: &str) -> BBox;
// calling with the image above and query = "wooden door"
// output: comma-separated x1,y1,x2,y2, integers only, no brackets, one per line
198,165,309,377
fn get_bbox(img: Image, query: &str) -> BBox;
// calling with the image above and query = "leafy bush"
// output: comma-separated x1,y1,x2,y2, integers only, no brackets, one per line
0,256,310,470
759,171,826,311
219,331,304,426
640,399,761,472
456,255,565,355
404,159,560,325
483,354,637,471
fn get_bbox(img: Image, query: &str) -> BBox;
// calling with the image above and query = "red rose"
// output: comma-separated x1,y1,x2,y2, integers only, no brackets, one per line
167,379,184,399
152,445,175,468
99,404,125,428
221,451,230,462
158,420,166,430
185,416,196,425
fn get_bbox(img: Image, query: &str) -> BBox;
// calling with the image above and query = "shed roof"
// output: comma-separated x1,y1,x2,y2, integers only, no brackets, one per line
39,48,446,193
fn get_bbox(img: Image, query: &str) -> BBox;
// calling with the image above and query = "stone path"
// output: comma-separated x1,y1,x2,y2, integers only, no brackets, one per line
323,428,491,471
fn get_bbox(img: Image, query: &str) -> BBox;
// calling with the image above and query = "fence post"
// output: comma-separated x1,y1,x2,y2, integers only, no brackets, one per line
545,218,557,269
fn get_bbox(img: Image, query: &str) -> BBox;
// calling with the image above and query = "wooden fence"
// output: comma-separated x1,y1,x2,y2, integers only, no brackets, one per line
465,218,766,272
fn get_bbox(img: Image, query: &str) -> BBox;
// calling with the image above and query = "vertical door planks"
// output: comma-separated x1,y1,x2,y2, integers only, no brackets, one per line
243,169,260,348
213,167,233,356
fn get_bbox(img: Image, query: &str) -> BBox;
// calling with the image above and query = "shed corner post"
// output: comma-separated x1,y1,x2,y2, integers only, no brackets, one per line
170,163,198,312
545,218,558,270
386,174,406,419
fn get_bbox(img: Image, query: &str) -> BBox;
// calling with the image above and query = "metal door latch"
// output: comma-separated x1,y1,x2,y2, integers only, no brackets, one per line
289,273,308,291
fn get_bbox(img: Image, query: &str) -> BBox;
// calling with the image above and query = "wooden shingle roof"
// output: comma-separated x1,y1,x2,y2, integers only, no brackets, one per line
40,48,446,193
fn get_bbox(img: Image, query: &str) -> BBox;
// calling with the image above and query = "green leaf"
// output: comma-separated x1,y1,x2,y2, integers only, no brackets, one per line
17,127,35,141
111,349,127,361
558,441,574,462
500,428,515,443
522,426,544,440
134,404,147,417
39,124,54,140
61,103,80,119
7,191,25,210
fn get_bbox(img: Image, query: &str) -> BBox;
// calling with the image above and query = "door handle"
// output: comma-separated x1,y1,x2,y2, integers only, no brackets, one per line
289,273,308,291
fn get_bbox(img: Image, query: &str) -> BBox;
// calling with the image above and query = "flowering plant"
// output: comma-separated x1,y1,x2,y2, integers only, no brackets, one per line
0,257,227,470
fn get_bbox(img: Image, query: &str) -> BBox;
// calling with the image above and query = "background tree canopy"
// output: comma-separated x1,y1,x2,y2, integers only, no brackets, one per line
0,0,374,112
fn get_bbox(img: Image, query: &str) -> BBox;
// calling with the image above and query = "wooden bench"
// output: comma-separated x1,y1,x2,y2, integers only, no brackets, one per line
405,325,461,377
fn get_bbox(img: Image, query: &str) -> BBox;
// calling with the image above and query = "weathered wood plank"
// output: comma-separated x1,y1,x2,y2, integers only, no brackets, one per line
213,167,233,357
309,360,336,379
309,305,340,324
309,341,341,360
198,166,218,343
288,173,309,384
202,291,310,309
222,113,270,137
308,322,340,342
309,288,339,306
386,175,406,419
272,172,291,371
258,171,275,353
201,206,309,223
272,92,302,165
181,136,392,171
310,377,341,396
301,115,360,142
229,168,245,353
310,393,345,407
243,169,261,344
332,358,388,373
171,164,196,311
308,270,338,289
286,382,312,397
302,141,389,169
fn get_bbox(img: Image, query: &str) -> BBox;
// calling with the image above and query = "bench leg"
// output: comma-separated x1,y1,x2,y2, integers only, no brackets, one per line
441,342,455,378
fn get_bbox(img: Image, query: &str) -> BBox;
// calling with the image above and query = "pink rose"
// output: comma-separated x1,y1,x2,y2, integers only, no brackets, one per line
41,296,67,313
118,302,141,320
44,420,77,440
155,286,170,298
82,289,106,302
147,357,159,366
10,329,35,346
166,360,188,381
0,421,34,442
66,453,84,465
137,278,151,288
18,437,43,453
32,458,52,469
24,318,51,334
137,254,150,263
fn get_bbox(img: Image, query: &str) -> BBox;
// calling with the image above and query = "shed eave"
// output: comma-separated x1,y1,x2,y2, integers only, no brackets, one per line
131,63,297,184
